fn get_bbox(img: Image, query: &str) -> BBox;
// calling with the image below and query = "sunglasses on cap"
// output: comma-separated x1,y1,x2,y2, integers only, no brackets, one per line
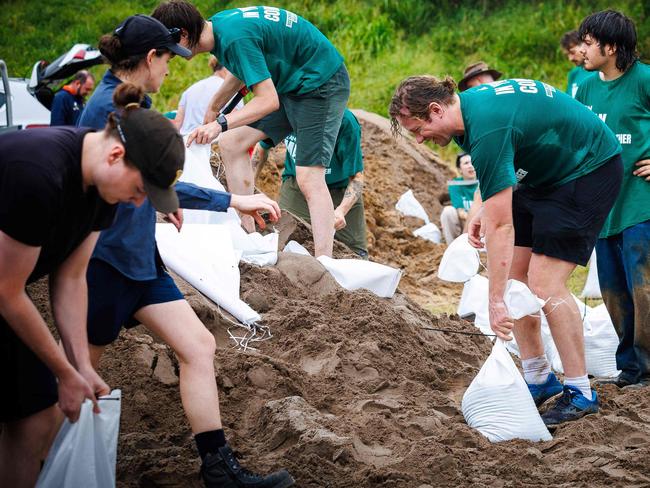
169,27,181,43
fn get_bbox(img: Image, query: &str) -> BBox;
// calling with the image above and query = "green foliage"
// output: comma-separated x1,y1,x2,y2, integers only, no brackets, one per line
1,0,648,162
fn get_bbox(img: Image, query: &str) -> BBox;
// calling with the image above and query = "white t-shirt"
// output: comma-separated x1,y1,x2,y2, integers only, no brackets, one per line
178,75,244,135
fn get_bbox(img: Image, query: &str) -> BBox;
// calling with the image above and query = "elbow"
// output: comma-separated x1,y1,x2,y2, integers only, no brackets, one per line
268,95,280,113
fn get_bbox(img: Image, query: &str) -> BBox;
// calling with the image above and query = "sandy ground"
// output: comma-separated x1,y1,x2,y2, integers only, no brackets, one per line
29,111,650,487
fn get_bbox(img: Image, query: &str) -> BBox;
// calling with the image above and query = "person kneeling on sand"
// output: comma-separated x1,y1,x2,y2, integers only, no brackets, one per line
390,75,622,426
440,152,478,244
0,86,184,487
80,15,292,488
252,108,368,258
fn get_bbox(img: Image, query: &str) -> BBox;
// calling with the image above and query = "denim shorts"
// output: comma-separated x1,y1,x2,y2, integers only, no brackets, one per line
87,258,184,346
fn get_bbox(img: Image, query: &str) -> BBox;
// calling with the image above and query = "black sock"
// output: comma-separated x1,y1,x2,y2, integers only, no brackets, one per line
195,429,227,460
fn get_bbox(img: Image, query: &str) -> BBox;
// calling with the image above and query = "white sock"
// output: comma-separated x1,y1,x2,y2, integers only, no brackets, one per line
522,355,551,385
564,375,592,399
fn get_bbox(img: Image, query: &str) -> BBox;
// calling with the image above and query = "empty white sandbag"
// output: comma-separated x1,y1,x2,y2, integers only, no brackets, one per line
581,250,602,299
317,255,402,298
462,341,552,443
504,279,545,320
395,189,430,223
438,233,480,282
37,390,122,488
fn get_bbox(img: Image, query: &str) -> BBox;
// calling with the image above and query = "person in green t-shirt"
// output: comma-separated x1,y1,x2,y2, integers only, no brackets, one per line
254,109,368,257
575,10,650,388
440,152,478,244
153,1,350,259
560,30,595,98
389,74,623,426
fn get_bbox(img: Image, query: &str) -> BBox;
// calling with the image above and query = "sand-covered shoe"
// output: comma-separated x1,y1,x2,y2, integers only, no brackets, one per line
200,443,294,488
527,372,563,407
541,385,598,426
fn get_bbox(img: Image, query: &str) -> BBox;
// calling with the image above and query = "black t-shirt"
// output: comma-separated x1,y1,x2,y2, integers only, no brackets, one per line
0,127,116,283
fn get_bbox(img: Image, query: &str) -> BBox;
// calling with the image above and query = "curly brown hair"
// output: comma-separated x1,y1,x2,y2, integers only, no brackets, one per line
388,75,457,137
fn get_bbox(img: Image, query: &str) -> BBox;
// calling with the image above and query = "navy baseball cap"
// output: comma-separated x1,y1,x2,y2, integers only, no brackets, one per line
114,14,191,58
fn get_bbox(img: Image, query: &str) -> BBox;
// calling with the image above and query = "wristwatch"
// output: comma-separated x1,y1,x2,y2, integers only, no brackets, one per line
216,113,228,132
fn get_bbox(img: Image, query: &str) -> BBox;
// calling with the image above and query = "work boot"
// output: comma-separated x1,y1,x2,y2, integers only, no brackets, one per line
527,372,563,407
541,385,598,426
200,443,294,488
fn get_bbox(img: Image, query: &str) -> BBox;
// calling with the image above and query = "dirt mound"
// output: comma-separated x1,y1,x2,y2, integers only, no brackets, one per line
254,109,462,312
26,111,650,487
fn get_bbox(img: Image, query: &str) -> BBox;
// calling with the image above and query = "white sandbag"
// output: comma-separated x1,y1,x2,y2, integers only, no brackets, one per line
395,189,430,223
37,390,122,488
283,240,311,256
229,224,278,266
581,250,602,299
584,303,620,378
317,256,402,298
413,222,441,243
462,341,552,443
437,233,480,282
156,223,260,324
504,279,545,320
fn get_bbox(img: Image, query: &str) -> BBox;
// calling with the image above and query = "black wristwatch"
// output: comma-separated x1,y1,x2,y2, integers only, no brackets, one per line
216,113,228,132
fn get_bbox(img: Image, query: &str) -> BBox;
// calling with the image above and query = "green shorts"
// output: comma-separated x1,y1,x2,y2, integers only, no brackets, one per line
249,64,350,168
279,176,368,257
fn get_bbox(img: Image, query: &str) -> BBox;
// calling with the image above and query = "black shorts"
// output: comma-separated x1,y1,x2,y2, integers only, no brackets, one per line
512,154,623,266
87,259,184,346
0,316,58,423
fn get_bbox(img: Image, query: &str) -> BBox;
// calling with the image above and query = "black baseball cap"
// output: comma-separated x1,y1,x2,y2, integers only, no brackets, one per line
115,107,185,213
114,14,191,58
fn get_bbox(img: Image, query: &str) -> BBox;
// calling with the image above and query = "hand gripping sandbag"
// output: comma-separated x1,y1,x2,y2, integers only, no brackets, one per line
438,233,480,282
36,390,121,488
461,341,552,443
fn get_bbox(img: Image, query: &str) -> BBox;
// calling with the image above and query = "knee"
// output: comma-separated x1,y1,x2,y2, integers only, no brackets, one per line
218,132,245,161
440,206,456,225
528,276,563,301
177,328,216,366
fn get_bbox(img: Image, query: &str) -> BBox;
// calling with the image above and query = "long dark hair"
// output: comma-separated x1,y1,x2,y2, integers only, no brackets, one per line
579,10,638,72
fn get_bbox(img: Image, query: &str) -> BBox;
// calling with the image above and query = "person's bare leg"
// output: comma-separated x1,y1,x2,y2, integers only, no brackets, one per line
528,254,586,377
135,300,221,433
295,165,334,257
509,246,545,359
218,126,268,233
0,405,59,488
89,343,106,369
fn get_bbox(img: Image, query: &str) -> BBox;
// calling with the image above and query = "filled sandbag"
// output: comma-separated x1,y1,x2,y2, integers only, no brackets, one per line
462,341,552,443
37,390,122,488
584,303,620,378
395,189,430,223
413,222,442,243
438,233,480,282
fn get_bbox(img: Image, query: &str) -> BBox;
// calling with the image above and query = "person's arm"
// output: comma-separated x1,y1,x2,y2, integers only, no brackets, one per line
50,231,109,399
202,71,245,124
334,172,364,230
0,230,98,421
188,79,279,147
464,188,482,233
483,186,515,341
173,105,186,131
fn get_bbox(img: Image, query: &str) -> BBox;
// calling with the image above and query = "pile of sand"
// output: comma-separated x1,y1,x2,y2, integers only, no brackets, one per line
30,110,650,487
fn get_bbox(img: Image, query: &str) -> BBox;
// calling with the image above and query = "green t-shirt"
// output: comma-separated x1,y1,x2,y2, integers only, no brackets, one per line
566,66,595,98
448,177,478,211
454,79,621,201
210,7,343,95
575,61,650,237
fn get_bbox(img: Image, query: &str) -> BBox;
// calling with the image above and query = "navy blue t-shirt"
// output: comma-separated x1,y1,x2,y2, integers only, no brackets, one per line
50,89,85,126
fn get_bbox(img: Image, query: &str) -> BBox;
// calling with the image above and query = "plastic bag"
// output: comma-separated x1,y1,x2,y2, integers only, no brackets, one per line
395,189,430,223
437,234,480,282
413,222,441,243
36,390,122,488
462,341,552,443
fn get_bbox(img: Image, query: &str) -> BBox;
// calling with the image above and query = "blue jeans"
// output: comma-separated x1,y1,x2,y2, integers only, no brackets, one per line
596,219,650,381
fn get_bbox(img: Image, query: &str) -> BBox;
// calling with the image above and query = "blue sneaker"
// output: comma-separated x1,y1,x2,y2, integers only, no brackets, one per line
541,385,599,426
527,372,563,407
